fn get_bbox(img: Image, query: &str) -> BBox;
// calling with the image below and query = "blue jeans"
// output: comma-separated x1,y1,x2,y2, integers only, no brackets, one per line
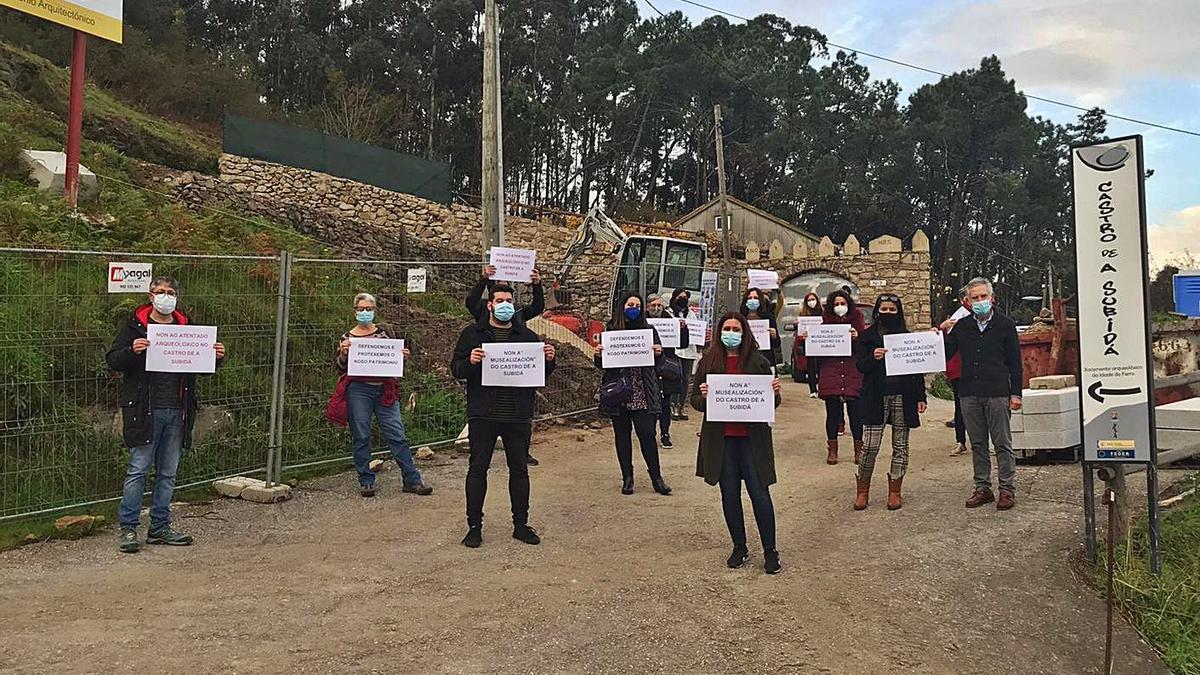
719,436,776,552
118,408,184,531
347,382,422,488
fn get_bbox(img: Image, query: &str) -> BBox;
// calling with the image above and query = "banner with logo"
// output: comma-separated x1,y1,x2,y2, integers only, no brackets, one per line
107,262,152,293
1,0,124,43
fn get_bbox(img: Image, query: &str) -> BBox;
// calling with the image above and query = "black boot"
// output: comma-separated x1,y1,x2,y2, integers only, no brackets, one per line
621,476,634,495
651,475,672,496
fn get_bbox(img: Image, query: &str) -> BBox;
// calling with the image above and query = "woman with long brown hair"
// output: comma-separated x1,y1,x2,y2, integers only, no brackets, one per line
799,289,865,465
792,291,823,396
740,287,782,367
691,313,783,574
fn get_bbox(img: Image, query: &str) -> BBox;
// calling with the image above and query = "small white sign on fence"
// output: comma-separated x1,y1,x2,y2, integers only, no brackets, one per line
108,262,153,293
407,268,427,293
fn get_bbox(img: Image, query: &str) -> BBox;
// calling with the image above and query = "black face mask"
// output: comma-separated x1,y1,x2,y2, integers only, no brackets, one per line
878,313,903,330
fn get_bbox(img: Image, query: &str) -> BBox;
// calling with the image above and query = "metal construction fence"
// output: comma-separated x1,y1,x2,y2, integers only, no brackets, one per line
0,246,728,520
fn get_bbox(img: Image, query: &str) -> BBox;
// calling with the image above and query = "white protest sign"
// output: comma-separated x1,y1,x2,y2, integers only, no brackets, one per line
806,324,853,357
601,329,655,368
107,262,153,293
686,318,708,346
145,324,217,373
883,331,947,376
796,316,824,335
348,338,405,378
747,269,780,290
407,268,427,293
489,246,537,283
706,374,776,423
482,342,545,387
950,306,971,322
749,319,771,351
647,318,681,349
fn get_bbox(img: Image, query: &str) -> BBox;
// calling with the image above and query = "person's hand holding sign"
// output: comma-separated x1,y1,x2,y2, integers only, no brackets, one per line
132,338,151,354
470,347,486,365
918,402,927,414
772,378,782,394
873,347,887,361
481,265,497,279
544,344,556,362
1010,396,1023,412
339,339,351,355
850,327,859,339
215,342,226,360
530,269,542,286
402,347,411,360
699,382,708,397
653,344,663,356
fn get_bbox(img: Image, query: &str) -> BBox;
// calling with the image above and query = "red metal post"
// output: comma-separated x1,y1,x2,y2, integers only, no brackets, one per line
65,30,87,208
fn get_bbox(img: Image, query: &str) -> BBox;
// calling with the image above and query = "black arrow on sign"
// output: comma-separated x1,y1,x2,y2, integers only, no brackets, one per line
1087,382,1143,404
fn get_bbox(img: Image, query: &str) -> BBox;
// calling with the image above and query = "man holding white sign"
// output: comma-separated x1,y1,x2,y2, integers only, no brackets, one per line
451,284,556,548
336,293,431,498
853,295,928,511
106,276,225,554
646,293,690,449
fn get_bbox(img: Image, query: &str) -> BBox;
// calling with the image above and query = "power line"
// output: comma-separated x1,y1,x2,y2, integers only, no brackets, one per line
667,0,1200,139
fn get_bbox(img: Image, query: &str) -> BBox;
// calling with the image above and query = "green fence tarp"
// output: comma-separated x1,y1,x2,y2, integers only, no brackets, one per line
222,115,452,204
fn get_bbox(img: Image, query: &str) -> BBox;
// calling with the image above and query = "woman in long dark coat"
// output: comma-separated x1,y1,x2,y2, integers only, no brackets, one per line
854,294,927,511
691,312,783,574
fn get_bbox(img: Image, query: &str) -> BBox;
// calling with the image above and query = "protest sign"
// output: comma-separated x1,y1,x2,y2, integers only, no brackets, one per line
686,318,708,346
348,338,405,378
407,268,427,293
107,262,153,293
749,319,772,351
706,374,775,423
601,329,655,368
647,318,682,349
146,324,217,373
482,342,545,387
806,324,853,357
747,269,780,290
883,332,947,376
699,271,718,322
796,316,824,335
488,246,537,283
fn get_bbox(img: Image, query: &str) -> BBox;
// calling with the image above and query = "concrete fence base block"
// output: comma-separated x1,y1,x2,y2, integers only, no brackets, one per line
1021,412,1078,434
1012,427,1081,450
1029,375,1076,390
213,477,292,504
1011,413,1024,433
1021,387,1080,415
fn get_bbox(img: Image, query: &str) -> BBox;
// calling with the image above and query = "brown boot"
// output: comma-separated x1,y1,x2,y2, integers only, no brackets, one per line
853,439,864,465
997,490,1016,510
887,474,903,510
853,476,870,510
826,439,838,465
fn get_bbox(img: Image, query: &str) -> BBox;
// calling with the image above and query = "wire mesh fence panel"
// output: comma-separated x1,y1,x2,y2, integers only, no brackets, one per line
0,249,280,519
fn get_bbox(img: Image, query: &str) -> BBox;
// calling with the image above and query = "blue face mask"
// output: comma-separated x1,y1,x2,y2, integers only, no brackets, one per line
721,330,742,348
972,300,992,317
624,306,642,322
492,301,516,322
746,299,760,311
355,310,375,325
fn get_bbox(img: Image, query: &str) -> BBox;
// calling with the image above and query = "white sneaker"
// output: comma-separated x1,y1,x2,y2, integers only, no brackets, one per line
809,392,818,399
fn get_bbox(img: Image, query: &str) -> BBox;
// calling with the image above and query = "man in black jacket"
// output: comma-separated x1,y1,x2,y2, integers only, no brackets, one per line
451,284,556,548
105,276,225,553
945,277,1023,511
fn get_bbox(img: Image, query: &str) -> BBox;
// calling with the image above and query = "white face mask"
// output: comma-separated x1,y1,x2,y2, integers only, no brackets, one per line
152,292,177,315
806,299,818,309
833,304,849,317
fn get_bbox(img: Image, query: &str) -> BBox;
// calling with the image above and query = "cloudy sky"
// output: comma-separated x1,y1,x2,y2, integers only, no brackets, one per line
636,0,1199,267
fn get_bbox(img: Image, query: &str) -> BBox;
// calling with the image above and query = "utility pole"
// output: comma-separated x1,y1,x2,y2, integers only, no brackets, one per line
713,104,737,311
481,0,505,258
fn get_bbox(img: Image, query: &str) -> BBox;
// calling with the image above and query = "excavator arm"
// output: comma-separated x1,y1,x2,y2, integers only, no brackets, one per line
555,206,628,287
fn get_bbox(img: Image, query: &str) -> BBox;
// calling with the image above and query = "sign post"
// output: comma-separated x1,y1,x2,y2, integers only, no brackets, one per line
1070,135,1159,574
1,1,124,206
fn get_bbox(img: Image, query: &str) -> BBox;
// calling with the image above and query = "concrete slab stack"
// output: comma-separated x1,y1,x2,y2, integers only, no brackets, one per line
1011,386,1081,450
1155,398,1200,451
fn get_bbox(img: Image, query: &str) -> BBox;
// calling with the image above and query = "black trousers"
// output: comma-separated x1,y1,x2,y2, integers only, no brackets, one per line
806,359,820,394
950,379,966,444
824,396,863,441
465,419,532,528
612,409,663,480
719,436,776,552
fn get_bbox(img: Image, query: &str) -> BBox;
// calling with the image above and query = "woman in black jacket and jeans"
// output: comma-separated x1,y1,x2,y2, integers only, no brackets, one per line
854,294,927,511
596,291,672,496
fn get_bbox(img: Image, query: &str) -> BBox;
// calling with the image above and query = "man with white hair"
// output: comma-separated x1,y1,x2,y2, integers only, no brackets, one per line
945,277,1024,511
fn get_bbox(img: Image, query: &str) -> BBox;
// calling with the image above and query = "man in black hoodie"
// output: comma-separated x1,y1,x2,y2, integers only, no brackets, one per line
451,284,556,548
105,276,225,553
945,277,1023,511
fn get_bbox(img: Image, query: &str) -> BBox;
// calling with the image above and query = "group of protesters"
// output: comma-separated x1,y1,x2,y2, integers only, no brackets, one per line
106,267,1022,575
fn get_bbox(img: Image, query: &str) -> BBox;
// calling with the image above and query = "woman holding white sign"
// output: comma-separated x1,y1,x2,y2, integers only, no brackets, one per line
739,288,781,366
595,291,671,496
690,313,783,574
336,293,433,498
805,290,865,465
646,293,689,449
853,295,927,511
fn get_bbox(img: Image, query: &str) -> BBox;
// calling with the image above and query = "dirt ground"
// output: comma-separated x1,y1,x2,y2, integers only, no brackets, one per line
0,383,1174,674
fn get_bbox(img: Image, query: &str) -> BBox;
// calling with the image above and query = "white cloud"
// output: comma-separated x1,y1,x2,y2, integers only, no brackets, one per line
893,0,1200,106
1149,206,1200,268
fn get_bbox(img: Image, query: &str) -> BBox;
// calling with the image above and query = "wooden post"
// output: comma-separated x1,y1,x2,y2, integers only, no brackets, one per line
714,104,736,310
481,0,504,256
65,30,87,208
